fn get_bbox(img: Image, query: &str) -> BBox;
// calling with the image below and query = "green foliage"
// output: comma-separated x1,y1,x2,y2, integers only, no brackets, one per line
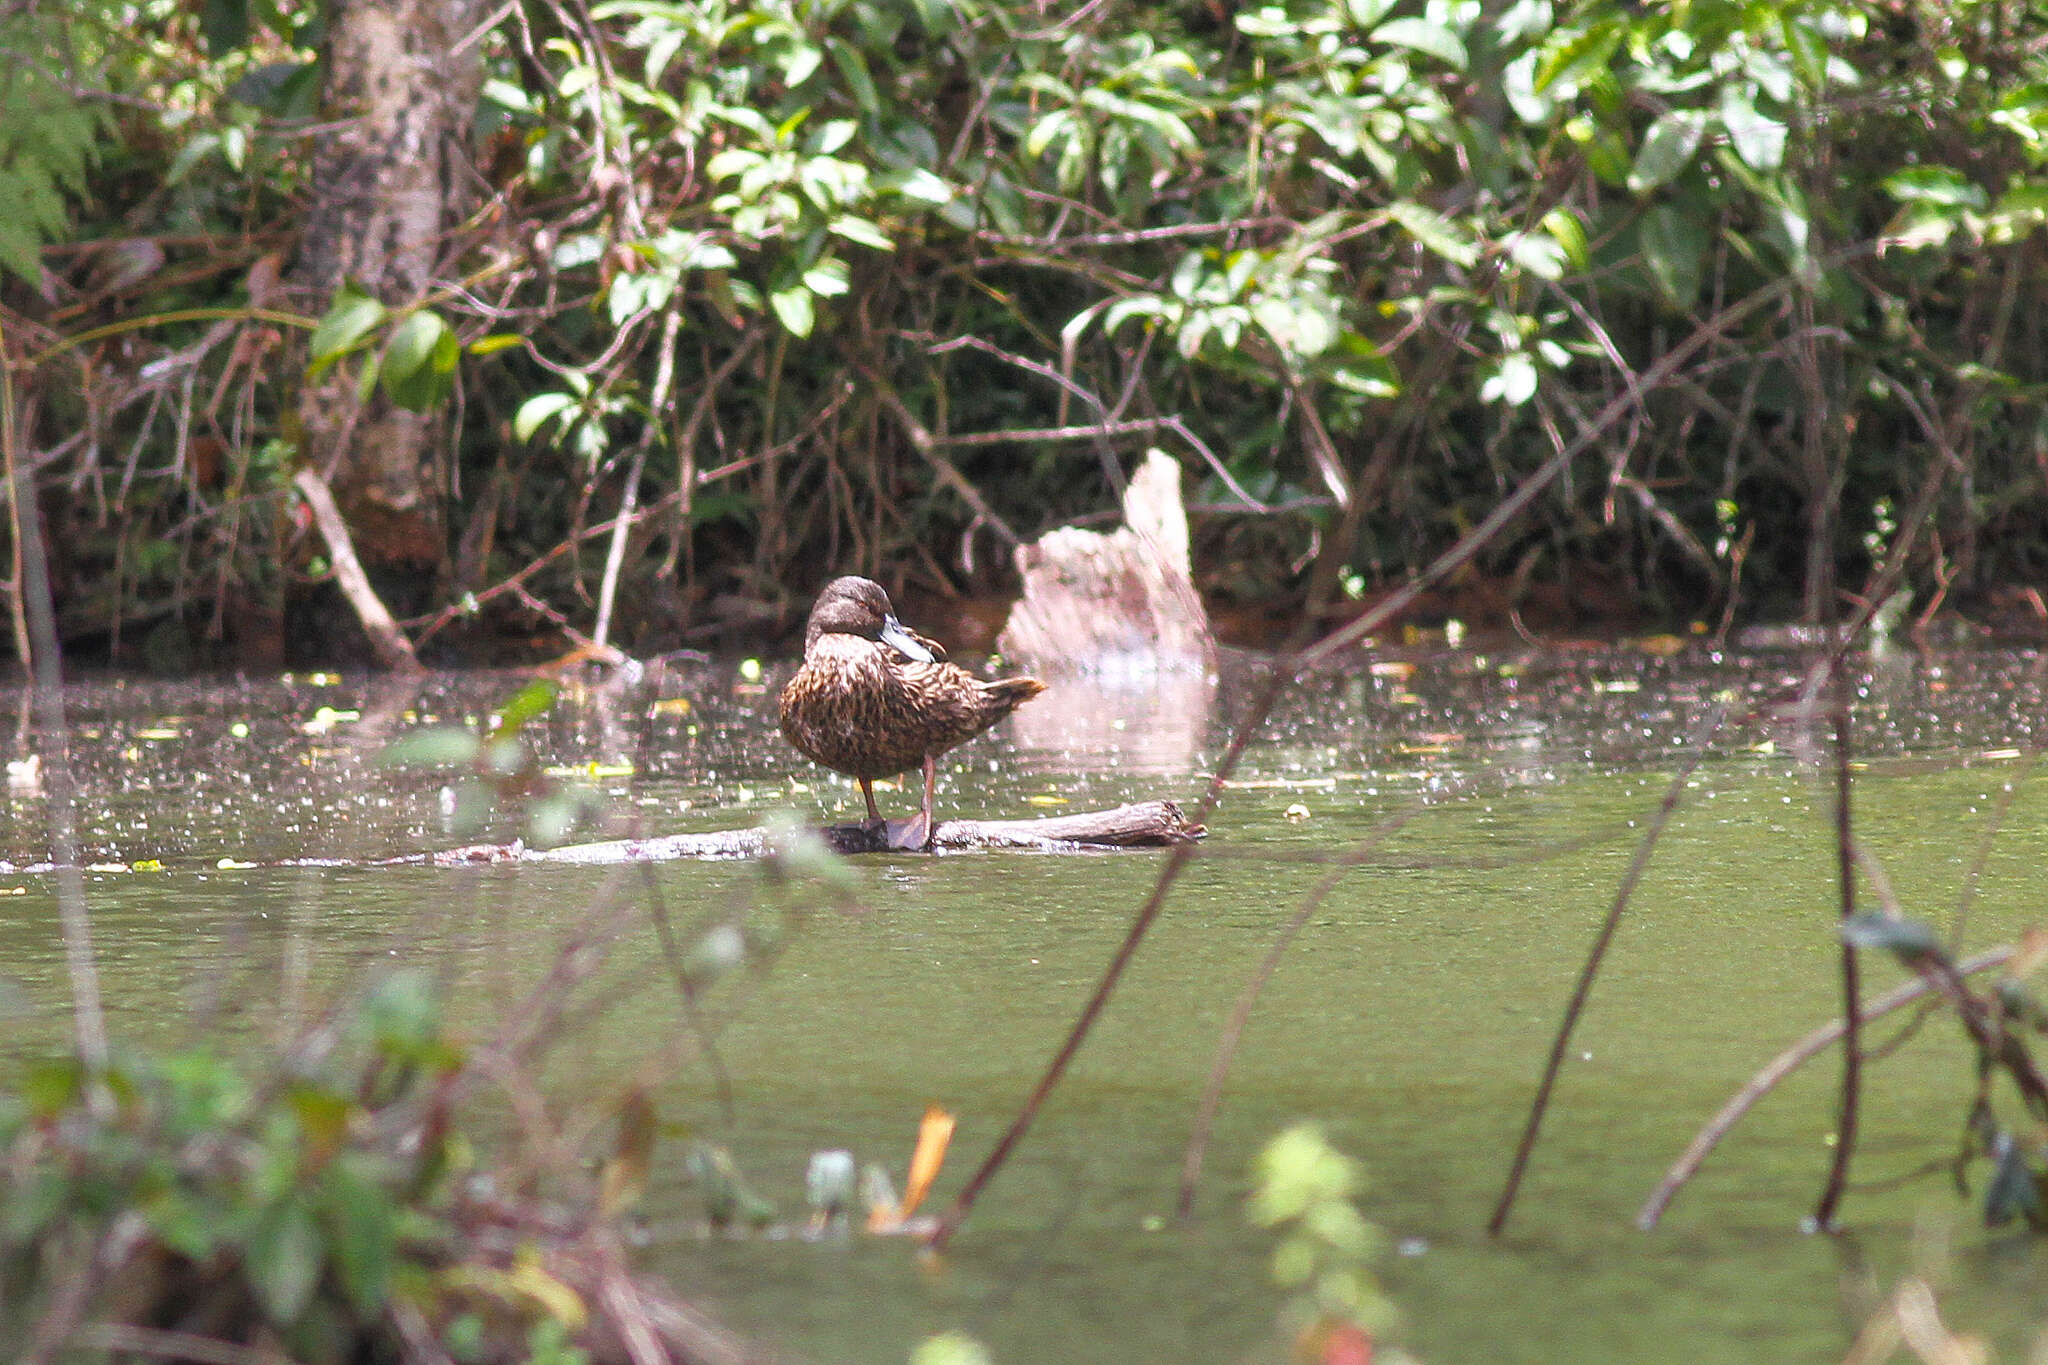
306,288,462,413
0,11,110,284
381,679,604,847
17,0,2048,658
0,972,463,1353
1249,1123,1396,1356
911,1332,995,1365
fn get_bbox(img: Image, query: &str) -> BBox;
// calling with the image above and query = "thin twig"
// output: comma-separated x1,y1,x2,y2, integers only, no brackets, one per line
1948,747,2041,953
1487,702,1725,1235
3,327,108,1082
1177,796,1451,1216
631,859,735,1126
866,373,1021,547
291,466,423,672
1637,947,2015,1229
1811,678,1862,1228
593,307,682,651
920,332,1268,510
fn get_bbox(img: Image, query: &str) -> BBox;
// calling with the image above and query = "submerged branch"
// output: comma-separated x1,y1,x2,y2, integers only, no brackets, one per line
395,801,1205,867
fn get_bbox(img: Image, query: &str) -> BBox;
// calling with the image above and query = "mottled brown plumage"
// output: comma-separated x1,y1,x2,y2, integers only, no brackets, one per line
780,576,1046,849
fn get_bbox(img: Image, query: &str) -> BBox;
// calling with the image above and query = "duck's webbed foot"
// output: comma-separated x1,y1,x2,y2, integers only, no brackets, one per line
884,810,933,852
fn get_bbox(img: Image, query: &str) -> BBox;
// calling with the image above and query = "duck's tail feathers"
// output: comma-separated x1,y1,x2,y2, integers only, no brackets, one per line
986,676,1048,713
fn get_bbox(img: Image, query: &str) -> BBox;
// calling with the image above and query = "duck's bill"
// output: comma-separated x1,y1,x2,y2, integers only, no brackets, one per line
879,615,936,663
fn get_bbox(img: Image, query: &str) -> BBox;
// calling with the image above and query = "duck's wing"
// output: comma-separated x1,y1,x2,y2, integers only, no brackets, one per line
908,629,947,660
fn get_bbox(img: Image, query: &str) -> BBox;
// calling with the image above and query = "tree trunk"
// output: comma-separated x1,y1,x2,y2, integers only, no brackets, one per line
294,0,485,576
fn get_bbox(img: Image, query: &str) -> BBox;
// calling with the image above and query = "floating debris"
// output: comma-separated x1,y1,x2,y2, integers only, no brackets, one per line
6,755,42,796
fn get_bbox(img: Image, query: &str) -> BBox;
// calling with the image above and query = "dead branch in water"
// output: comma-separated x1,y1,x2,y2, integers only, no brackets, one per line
391,801,1204,867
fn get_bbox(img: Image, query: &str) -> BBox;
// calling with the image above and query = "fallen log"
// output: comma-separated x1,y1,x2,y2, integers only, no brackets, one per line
416,800,1205,867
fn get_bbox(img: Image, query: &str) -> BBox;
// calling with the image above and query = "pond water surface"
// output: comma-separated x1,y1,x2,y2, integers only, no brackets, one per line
5,643,2048,1363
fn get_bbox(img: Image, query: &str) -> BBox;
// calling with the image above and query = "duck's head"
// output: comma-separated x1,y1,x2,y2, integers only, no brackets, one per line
805,576,936,662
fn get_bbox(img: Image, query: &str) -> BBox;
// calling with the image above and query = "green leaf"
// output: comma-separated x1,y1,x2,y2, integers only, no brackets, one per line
1250,1124,1358,1226
0,178,43,283
381,310,459,412
1841,912,1942,958
770,284,815,336
911,1333,994,1365
1371,16,1466,70
1236,7,1301,37
828,215,894,250
1535,20,1621,95
378,727,481,771
514,392,580,443
142,1184,220,1260
200,0,250,56
3,1171,69,1244
1883,166,1986,209
1325,334,1399,397
1628,109,1708,194
528,789,588,848
323,1158,396,1313
1024,110,1074,161
306,286,386,377
364,968,442,1056
1984,1133,2041,1229
1387,200,1478,268
1638,205,1705,309
493,679,558,735
1541,207,1589,273
783,42,822,88
802,257,850,296
884,168,953,205
248,1197,323,1324
826,38,879,114
21,1058,82,1118
468,333,525,357
1718,90,1785,172
1507,230,1568,280
286,1082,351,1159
814,118,857,156
1877,203,1957,253
705,148,763,181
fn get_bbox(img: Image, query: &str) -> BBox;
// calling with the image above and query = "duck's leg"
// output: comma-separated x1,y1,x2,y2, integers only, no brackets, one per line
885,756,937,852
859,777,883,824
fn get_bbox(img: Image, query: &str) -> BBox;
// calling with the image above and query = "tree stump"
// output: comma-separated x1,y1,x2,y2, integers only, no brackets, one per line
999,449,1219,774
997,449,1217,675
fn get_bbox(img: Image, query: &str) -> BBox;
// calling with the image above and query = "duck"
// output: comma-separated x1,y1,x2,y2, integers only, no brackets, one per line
779,576,1047,850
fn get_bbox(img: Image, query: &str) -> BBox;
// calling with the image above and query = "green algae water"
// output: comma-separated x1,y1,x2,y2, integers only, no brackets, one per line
3,648,2046,1362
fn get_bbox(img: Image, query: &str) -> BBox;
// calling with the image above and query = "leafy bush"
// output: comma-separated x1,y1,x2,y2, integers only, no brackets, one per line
13,0,2048,662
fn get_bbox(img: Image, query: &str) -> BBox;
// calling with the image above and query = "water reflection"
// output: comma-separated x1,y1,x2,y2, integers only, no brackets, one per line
1008,663,1218,777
